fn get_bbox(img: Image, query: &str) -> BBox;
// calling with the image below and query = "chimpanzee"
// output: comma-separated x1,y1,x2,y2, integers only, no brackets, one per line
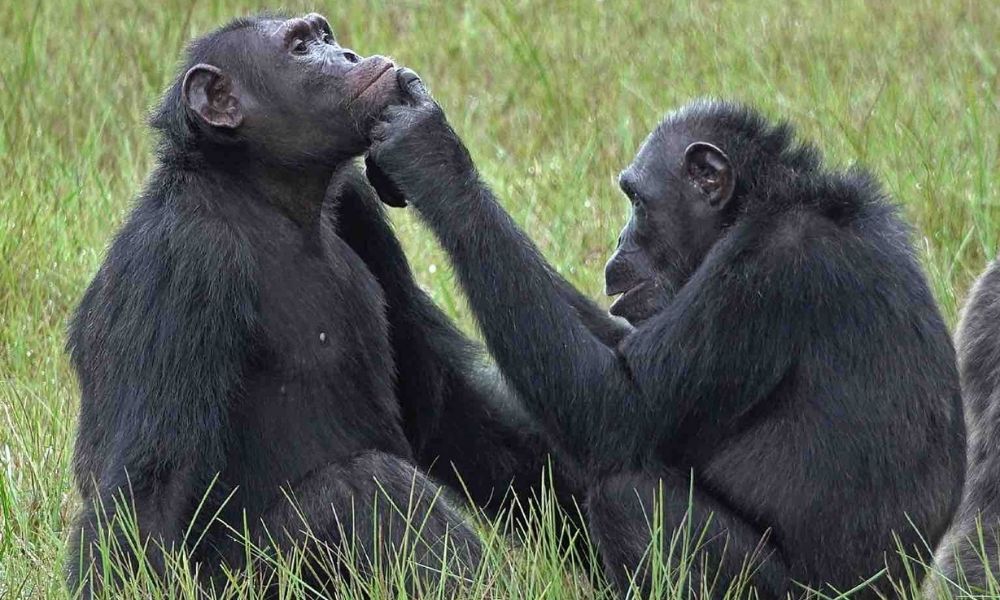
66,14,585,596
366,75,967,598
935,257,1000,591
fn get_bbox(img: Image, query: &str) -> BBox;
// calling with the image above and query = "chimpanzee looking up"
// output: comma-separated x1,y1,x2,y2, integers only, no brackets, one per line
367,78,967,598
66,15,585,596
935,257,1000,592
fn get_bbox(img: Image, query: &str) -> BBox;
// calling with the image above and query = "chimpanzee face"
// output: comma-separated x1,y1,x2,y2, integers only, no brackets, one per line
181,13,402,165
604,125,735,326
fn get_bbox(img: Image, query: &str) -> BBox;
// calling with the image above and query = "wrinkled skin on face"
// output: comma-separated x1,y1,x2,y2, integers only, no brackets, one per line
180,13,403,165
604,127,735,325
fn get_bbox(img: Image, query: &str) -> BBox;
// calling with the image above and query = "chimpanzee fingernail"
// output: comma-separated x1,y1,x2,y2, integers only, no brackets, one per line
398,68,418,85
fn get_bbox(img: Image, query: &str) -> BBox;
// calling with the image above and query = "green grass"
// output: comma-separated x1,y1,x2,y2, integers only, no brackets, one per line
1,0,998,597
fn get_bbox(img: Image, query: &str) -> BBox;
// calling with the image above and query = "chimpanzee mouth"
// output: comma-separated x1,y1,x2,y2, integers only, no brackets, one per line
608,281,649,316
349,62,395,103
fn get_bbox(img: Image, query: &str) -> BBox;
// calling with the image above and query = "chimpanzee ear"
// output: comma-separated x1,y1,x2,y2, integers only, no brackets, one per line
684,142,734,209
182,64,243,129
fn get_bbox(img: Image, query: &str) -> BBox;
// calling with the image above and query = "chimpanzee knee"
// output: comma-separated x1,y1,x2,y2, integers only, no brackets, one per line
257,451,481,594
587,469,787,599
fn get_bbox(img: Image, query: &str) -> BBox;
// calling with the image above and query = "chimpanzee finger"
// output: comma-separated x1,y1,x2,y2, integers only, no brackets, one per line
369,119,391,144
364,154,407,208
396,68,430,105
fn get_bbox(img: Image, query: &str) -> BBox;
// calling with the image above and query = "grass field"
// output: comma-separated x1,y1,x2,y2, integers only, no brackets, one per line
1,0,998,597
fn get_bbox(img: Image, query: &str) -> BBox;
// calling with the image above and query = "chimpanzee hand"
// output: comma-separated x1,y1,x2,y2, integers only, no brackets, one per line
365,68,476,208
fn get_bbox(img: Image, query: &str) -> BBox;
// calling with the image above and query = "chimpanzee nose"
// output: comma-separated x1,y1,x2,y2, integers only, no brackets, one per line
340,49,361,64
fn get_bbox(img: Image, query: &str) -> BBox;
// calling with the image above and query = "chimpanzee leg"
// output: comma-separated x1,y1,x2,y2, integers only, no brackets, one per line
587,469,788,599
256,451,481,595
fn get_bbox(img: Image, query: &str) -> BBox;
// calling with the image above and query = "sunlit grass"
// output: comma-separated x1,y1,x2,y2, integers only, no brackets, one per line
1,0,998,597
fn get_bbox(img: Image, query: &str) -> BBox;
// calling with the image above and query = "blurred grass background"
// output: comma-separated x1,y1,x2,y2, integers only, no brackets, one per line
1,0,997,597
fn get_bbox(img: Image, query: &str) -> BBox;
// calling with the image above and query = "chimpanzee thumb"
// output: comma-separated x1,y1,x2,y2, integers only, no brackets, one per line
364,154,407,208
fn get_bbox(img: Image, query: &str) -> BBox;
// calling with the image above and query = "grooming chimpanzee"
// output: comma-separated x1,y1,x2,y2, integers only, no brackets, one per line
935,257,1000,591
366,75,967,598
67,15,581,596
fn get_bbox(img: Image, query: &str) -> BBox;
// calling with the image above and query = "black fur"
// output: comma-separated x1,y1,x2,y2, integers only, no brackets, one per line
66,16,579,596
367,94,966,598
935,257,1000,590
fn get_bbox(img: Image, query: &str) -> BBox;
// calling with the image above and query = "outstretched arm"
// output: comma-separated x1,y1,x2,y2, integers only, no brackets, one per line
328,165,586,517
366,84,640,472
353,159,630,350
67,215,257,594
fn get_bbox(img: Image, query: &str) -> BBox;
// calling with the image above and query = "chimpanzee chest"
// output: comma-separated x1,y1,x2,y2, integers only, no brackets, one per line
227,226,408,516
259,235,395,400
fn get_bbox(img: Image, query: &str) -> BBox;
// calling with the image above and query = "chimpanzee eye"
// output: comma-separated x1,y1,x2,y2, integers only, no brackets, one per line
322,32,335,45
630,195,648,220
291,38,308,55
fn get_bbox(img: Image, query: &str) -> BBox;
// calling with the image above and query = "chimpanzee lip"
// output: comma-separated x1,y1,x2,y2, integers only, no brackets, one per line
350,61,395,103
608,281,648,314
606,278,647,299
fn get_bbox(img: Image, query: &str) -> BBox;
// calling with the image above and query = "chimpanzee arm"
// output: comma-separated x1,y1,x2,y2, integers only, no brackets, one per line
328,165,586,516
67,210,257,592
366,94,813,472
344,161,629,350
619,223,816,447
367,106,642,472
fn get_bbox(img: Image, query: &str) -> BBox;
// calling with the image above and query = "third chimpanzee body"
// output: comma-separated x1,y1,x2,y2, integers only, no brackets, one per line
67,15,581,596
367,80,966,598
935,257,1000,591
